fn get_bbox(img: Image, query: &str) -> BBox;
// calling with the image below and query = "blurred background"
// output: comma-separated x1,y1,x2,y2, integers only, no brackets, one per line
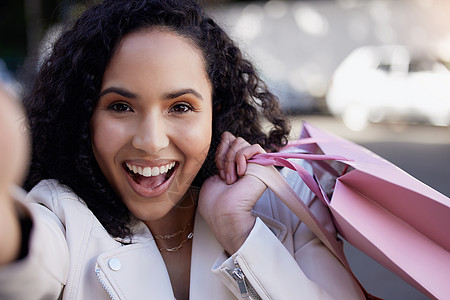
1,0,449,299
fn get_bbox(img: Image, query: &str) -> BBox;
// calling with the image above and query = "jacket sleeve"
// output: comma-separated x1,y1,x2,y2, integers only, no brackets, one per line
0,188,69,299
212,166,365,300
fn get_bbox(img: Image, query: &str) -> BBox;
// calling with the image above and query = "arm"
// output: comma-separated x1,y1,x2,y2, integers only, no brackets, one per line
213,184,365,299
0,193,22,265
0,194,70,299
199,132,364,299
198,131,266,255
212,215,364,300
0,182,70,299
0,86,29,265
0,86,68,299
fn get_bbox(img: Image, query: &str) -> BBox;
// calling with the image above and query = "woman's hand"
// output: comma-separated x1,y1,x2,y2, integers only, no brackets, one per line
0,86,29,264
0,88,29,190
198,132,267,255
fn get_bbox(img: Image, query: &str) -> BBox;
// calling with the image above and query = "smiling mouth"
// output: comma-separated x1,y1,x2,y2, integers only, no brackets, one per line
125,162,176,189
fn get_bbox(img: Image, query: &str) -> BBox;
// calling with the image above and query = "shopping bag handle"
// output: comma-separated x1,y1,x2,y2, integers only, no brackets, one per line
246,161,382,300
245,163,348,267
249,152,350,206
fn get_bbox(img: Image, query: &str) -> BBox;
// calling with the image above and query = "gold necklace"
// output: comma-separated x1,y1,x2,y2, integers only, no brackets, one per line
159,232,194,253
153,221,192,240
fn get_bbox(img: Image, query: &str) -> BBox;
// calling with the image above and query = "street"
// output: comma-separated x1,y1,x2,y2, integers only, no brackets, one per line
289,115,449,299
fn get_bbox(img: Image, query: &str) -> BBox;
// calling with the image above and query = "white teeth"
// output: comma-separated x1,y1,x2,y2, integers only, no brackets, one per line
151,166,160,176
142,167,151,177
126,162,176,177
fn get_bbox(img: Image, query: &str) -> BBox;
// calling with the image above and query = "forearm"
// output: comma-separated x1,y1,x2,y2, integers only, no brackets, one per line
0,199,68,299
214,218,336,300
0,191,22,265
0,85,31,266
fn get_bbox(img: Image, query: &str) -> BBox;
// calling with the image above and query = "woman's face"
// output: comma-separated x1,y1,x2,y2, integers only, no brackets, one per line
91,29,212,221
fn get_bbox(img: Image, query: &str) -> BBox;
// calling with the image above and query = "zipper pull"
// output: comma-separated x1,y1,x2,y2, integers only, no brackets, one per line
231,263,249,298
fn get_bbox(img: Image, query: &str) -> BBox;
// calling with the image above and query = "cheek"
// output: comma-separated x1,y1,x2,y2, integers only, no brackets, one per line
91,117,127,169
181,116,212,169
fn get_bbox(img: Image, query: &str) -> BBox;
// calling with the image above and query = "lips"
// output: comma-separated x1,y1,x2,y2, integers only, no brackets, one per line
124,161,177,197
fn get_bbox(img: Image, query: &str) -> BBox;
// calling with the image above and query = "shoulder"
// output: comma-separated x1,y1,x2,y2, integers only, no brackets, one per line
26,179,78,203
25,179,90,221
28,179,73,197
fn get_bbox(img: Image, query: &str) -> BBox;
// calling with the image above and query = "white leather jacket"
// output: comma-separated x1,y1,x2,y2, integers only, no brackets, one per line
0,165,364,299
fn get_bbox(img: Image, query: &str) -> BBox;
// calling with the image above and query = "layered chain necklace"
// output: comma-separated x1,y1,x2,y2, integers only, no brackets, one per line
154,221,194,253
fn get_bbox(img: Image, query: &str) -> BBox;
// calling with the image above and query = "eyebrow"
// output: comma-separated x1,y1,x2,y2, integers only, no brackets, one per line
99,87,203,101
162,89,204,101
99,87,137,99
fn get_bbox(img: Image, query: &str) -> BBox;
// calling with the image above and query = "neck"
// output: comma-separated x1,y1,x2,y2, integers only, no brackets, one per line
144,188,197,238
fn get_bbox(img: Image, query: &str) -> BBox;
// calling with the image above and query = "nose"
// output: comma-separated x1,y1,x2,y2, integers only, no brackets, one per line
131,113,169,154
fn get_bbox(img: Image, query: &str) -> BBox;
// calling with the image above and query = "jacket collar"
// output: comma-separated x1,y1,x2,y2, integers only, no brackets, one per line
96,212,233,299
189,212,233,299
97,209,285,299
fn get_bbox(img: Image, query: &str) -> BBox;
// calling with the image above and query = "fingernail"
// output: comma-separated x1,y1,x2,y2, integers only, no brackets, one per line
226,173,231,184
239,165,245,176
220,170,225,180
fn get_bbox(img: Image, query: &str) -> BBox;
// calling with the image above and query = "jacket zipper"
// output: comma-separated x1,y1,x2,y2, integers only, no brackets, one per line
225,261,261,300
95,265,117,300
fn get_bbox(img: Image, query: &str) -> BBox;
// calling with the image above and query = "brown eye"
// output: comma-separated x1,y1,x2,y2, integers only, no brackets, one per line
109,103,133,112
170,103,193,114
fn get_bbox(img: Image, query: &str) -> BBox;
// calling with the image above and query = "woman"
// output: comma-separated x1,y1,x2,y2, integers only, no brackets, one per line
0,0,364,299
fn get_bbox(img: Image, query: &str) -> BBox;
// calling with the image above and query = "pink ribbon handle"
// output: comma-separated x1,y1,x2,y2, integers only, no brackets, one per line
249,152,351,206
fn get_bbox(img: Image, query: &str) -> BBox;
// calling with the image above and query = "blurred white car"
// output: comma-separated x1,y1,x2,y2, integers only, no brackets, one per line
326,45,450,131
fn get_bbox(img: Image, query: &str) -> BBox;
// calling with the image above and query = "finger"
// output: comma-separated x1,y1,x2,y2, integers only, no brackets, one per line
225,137,250,184
215,131,235,181
235,144,266,176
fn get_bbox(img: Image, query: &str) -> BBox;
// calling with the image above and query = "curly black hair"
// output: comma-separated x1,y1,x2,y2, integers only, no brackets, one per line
23,0,290,238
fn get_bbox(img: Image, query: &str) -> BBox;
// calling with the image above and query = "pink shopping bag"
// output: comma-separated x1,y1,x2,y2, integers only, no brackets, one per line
247,121,450,299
